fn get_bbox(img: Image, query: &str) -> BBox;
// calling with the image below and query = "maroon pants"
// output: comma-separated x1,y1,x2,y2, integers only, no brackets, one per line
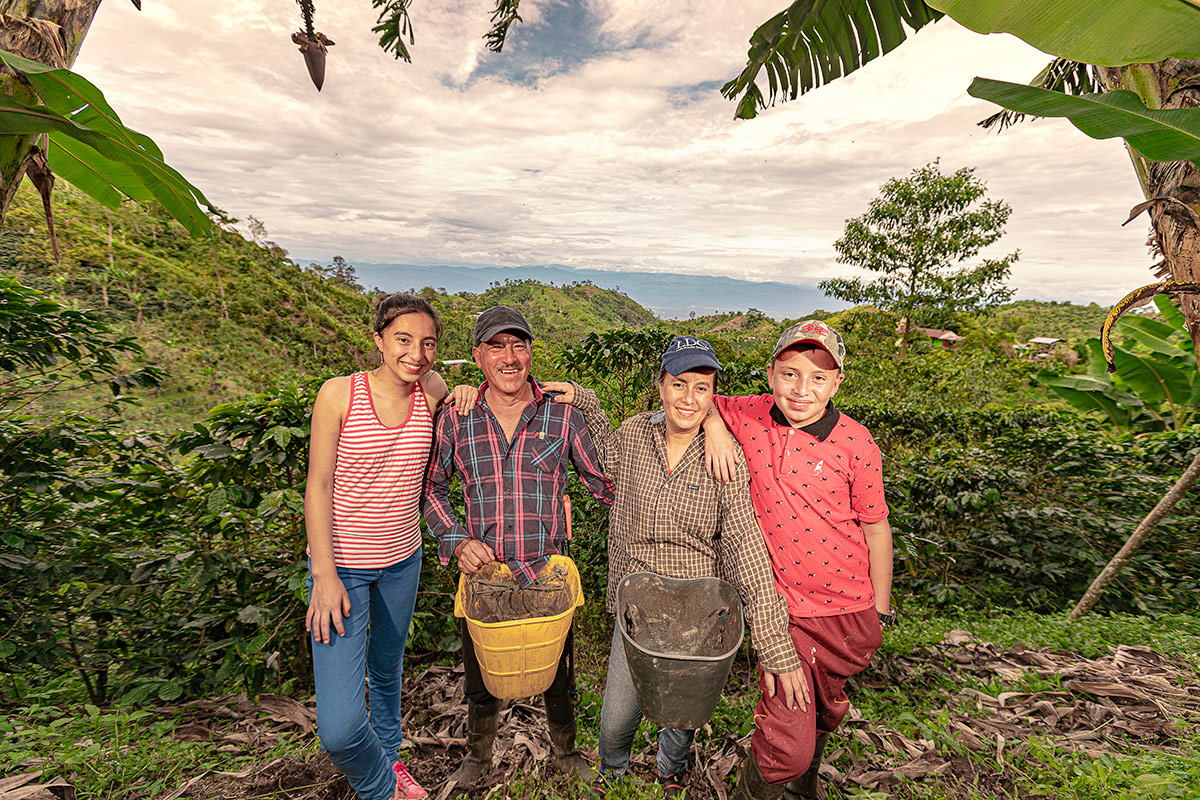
750,608,882,785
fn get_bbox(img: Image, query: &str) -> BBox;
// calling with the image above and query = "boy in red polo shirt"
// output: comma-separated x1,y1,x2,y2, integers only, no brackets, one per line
707,321,894,800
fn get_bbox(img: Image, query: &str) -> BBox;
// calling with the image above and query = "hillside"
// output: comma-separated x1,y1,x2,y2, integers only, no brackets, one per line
415,278,659,362
988,299,1111,345
0,187,659,430
347,260,843,320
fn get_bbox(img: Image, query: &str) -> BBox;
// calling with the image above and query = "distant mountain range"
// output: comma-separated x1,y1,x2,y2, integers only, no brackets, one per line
341,262,848,320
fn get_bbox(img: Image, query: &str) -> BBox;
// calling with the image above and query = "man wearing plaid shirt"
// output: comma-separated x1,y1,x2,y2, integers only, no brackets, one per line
423,306,614,787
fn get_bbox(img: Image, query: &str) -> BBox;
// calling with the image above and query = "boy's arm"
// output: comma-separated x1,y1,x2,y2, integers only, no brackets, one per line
849,434,893,616
862,519,894,616
703,397,743,483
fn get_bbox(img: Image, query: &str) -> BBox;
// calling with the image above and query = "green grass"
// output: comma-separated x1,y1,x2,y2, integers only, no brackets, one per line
0,701,316,799
883,605,1200,661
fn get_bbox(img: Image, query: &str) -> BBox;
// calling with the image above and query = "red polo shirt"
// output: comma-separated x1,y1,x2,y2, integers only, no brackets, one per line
714,394,889,618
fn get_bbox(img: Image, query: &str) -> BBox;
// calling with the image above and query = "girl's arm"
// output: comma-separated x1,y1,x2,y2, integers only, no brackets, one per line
420,370,450,412
304,377,352,645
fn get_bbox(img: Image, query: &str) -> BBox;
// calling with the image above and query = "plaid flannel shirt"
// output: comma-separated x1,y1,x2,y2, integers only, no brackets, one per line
422,379,614,585
572,386,802,674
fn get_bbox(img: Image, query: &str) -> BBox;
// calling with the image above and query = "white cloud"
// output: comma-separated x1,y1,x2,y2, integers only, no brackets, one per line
73,1,1154,306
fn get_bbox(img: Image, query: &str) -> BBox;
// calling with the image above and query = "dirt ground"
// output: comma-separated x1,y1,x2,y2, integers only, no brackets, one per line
8,631,1197,800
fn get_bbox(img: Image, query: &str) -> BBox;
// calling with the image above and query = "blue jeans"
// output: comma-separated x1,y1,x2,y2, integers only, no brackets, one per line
598,622,695,778
308,550,421,800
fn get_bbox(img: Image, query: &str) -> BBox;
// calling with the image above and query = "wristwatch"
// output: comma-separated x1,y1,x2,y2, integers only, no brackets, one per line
878,608,898,628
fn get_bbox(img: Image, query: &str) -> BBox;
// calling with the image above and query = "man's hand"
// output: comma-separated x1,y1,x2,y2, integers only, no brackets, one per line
449,384,480,415
306,574,351,645
703,416,742,483
540,381,575,404
763,667,809,712
454,538,496,573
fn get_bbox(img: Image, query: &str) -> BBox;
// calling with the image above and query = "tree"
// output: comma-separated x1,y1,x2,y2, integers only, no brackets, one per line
819,162,1016,358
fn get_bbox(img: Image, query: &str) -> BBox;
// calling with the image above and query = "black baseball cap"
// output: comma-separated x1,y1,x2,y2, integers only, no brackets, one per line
473,306,534,346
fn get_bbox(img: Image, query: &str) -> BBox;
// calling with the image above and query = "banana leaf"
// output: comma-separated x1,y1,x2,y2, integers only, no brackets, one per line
968,80,1200,170
0,48,211,236
1110,345,1192,410
1117,316,1197,367
1037,372,1142,430
722,0,943,119
931,0,1200,66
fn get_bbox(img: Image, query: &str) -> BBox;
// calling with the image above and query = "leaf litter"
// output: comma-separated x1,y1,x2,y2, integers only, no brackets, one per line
9,631,1196,800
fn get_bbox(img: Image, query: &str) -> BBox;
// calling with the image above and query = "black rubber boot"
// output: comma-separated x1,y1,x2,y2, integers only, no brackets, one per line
448,699,499,785
783,732,830,800
732,753,785,800
545,692,594,782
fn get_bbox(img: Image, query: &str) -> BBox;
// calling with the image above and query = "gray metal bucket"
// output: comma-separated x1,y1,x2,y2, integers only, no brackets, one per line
616,572,744,729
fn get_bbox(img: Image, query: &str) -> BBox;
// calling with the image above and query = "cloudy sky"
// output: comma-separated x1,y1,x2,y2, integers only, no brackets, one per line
76,1,1154,304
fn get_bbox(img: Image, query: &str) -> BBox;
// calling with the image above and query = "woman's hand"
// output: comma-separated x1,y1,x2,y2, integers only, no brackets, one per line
448,384,480,415
540,381,575,404
306,574,351,645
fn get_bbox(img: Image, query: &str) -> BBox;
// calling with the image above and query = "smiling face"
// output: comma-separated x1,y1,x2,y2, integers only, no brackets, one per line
474,332,533,398
658,368,716,438
767,345,844,427
373,311,438,385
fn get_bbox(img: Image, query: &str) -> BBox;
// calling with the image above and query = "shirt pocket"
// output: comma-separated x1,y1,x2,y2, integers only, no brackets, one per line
668,477,719,539
529,434,565,473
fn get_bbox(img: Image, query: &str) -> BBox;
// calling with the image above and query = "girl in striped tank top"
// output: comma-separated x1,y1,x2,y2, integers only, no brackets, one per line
305,293,449,800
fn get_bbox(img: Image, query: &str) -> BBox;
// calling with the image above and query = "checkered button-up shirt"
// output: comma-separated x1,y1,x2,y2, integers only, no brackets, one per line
573,387,802,674
423,379,614,585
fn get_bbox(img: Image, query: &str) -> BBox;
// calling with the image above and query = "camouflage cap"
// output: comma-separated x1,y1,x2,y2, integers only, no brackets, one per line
770,320,846,369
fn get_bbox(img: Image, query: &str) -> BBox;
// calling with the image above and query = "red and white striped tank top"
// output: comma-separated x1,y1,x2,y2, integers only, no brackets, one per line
330,371,434,568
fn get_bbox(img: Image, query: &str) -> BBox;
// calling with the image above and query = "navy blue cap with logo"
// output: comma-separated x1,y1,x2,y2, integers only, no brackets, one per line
660,336,722,376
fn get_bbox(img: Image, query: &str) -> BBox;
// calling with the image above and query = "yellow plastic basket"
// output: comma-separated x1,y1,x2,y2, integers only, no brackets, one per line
453,555,584,699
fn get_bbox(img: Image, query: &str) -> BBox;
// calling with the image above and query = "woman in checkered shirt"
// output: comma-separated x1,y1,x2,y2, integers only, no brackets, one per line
541,336,806,798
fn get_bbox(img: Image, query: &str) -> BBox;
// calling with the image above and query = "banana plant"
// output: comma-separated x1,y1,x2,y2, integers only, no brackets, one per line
1038,294,1199,432
0,48,213,249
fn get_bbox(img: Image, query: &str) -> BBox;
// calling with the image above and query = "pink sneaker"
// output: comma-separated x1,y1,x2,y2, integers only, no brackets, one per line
392,762,427,800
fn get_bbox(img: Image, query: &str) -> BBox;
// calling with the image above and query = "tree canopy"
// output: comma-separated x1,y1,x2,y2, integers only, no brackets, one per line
820,162,1016,356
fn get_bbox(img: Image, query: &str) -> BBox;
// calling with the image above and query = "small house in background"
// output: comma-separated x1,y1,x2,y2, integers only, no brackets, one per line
899,325,965,349
1027,337,1064,361
440,358,472,367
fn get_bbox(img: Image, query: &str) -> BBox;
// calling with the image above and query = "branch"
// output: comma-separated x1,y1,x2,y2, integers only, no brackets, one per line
485,0,523,53
372,0,416,62
1068,449,1200,621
